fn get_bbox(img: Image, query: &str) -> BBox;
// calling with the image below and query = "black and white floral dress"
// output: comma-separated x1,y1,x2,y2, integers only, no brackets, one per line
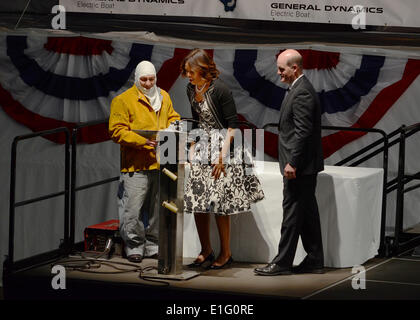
184,98,265,215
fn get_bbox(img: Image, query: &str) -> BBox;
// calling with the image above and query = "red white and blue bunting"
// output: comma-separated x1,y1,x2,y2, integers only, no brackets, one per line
1,34,419,159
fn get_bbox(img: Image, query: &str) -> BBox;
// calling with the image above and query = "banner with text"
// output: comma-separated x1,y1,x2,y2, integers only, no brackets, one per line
59,0,420,28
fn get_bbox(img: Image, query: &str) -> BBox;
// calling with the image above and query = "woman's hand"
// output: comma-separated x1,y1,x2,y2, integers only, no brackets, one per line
211,128,235,180
211,155,226,180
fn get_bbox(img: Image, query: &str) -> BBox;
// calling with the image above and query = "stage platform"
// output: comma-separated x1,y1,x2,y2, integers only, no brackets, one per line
3,251,420,304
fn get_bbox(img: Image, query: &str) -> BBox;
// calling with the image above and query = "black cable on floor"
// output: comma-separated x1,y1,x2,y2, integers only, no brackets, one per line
139,266,171,286
51,259,142,274
54,236,171,285
51,258,171,286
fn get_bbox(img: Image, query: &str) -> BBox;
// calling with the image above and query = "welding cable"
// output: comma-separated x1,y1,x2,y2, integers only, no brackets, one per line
79,237,114,260
51,259,142,274
50,260,170,286
138,266,170,286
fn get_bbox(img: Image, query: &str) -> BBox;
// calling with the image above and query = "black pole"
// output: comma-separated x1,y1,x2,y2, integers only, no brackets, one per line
69,128,78,252
378,133,389,257
394,125,406,254
63,129,71,255
7,138,18,271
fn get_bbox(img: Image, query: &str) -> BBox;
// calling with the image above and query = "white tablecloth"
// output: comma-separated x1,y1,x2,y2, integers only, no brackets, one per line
183,162,383,268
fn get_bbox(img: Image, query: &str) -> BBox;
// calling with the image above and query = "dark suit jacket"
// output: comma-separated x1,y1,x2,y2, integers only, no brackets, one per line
277,75,324,176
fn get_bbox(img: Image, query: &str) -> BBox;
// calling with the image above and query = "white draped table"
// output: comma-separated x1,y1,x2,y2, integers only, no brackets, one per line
183,162,383,268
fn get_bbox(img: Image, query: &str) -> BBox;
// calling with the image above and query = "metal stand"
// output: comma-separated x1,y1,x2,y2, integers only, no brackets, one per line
136,124,199,280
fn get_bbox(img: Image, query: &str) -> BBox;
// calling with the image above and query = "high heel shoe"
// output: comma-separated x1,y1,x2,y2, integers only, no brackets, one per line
207,256,233,270
187,251,215,268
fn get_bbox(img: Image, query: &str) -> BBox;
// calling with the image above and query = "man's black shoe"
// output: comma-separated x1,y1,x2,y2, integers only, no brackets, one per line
127,254,143,263
254,263,292,276
292,264,324,274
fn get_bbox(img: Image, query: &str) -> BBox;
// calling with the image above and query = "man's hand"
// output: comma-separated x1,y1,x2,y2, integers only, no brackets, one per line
284,163,296,179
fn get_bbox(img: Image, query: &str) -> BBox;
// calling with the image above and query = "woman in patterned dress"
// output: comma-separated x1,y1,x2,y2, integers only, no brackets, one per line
181,49,265,269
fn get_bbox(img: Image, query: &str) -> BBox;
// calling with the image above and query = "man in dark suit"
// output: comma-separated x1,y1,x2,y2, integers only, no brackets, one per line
254,49,324,276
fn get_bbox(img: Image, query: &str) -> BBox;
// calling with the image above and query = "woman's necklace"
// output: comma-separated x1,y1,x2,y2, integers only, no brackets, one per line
195,81,207,93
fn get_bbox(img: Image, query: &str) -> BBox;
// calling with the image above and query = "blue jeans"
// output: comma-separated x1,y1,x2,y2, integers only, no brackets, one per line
118,170,159,257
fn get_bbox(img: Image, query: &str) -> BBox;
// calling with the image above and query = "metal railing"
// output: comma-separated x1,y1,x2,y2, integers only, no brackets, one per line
69,120,119,250
5,127,71,274
387,123,420,255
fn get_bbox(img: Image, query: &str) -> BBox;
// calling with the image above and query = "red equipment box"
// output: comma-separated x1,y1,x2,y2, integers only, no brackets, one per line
84,219,123,255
